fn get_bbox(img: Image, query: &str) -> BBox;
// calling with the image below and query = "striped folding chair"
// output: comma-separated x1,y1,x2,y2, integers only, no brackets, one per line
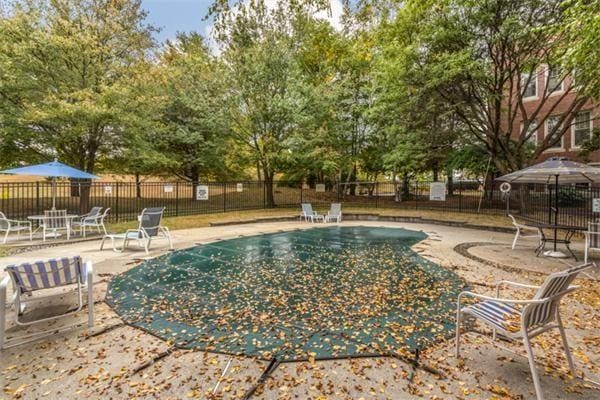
42,209,71,241
455,263,595,400
584,222,600,263
0,255,94,349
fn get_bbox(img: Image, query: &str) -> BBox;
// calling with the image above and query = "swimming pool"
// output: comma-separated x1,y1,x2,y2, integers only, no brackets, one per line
106,226,466,361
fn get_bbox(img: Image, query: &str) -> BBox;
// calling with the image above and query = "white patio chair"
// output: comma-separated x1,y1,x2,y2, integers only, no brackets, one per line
0,211,32,244
41,209,71,241
0,255,94,349
324,203,342,223
100,207,172,254
455,263,594,400
508,214,541,250
584,221,600,263
72,207,109,237
300,203,324,223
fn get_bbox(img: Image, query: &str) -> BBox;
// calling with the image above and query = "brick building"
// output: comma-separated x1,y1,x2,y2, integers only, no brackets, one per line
506,64,599,164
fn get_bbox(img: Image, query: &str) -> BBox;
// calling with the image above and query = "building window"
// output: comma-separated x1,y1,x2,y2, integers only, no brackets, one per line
573,111,592,148
546,116,563,149
521,120,538,144
547,65,563,93
521,72,537,98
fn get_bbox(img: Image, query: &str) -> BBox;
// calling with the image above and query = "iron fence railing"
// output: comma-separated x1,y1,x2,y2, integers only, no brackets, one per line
0,180,597,228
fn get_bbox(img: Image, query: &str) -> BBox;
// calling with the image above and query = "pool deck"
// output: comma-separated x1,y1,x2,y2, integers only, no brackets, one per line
1,220,598,399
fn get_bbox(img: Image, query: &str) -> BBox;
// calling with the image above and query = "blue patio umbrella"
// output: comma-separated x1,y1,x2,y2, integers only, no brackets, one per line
0,160,99,209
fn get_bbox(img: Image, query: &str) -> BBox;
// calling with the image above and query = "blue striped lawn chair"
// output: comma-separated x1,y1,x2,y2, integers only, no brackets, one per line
0,255,94,349
455,263,595,400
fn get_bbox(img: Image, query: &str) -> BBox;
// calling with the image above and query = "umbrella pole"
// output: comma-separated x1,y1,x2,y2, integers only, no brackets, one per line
52,177,56,210
554,174,558,252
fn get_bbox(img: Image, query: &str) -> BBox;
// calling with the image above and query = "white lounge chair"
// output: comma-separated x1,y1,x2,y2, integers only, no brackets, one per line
100,207,172,254
0,212,32,243
0,255,94,349
325,203,342,223
41,209,71,241
300,203,324,223
72,207,110,237
508,214,541,250
584,221,600,263
456,263,594,400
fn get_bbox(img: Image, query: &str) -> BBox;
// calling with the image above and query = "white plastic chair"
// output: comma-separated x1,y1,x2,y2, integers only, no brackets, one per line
324,203,342,223
300,203,324,223
72,207,110,237
456,263,594,400
0,255,94,349
0,212,32,243
508,214,541,250
100,207,172,254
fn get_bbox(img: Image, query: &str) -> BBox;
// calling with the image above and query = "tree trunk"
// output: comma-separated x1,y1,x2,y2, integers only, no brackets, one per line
264,172,276,208
447,169,454,196
79,180,91,213
402,173,410,201
135,173,142,199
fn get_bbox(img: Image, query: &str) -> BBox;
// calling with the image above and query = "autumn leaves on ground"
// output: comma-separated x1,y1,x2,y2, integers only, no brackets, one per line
1,219,598,399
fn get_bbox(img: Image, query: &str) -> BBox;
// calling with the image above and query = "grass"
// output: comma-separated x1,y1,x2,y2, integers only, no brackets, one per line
105,206,513,233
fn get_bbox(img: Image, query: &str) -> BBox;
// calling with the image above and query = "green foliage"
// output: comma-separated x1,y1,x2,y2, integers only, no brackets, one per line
0,0,156,172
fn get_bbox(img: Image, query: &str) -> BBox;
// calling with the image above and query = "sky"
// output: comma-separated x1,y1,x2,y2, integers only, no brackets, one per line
141,0,344,45
141,0,213,43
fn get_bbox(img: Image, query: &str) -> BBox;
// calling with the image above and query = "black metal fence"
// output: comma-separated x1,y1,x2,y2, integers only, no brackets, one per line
0,180,597,228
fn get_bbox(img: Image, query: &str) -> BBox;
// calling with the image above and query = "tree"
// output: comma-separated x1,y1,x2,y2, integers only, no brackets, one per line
154,33,239,199
0,0,156,173
213,0,320,206
400,0,596,174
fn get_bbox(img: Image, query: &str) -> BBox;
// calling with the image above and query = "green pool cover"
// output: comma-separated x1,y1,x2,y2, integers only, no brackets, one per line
106,226,466,362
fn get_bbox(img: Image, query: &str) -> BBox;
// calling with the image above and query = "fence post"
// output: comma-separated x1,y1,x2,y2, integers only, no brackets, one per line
223,182,227,213
415,181,418,210
36,182,40,215
115,182,120,222
375,182,379,208
458,180,462,212
300,183,303,205
175,182,179,217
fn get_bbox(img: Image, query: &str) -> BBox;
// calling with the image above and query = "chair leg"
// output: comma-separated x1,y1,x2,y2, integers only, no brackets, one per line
3,230,9,244
86,261,94,328
455,306,461,357
28,226,32,241
512,229,519,250
556,312,576,376
0,278,7,349
100,236,106,250
584,237,589,263
522,334,544,400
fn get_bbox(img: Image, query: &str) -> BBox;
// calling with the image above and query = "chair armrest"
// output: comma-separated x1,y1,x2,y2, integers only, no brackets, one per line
458,291,544,305
496,280,540,290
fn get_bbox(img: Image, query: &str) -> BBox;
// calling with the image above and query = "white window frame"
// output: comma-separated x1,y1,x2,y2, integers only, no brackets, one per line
520,120,538,145
544,115,565,151
521,71,538,101
545,65,564,95
571,111,593,149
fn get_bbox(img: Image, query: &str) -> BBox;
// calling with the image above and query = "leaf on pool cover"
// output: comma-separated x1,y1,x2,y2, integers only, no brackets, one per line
106,227,467,360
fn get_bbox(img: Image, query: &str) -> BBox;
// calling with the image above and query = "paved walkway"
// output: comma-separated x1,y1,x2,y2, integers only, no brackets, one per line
1,220,598,399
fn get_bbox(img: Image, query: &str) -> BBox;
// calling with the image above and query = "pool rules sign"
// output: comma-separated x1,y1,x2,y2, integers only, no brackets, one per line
196,185,209,200
429,182,446,201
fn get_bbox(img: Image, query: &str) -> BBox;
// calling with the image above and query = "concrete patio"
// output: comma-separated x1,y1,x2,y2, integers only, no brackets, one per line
1,220,598,399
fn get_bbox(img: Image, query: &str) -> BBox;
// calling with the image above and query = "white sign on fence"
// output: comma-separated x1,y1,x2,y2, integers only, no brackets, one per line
429,182,446,201
196,185,209,200
104,185,112,195
315,184,325,193
593,198,600,213
236,183,243,192
164,184,174,193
